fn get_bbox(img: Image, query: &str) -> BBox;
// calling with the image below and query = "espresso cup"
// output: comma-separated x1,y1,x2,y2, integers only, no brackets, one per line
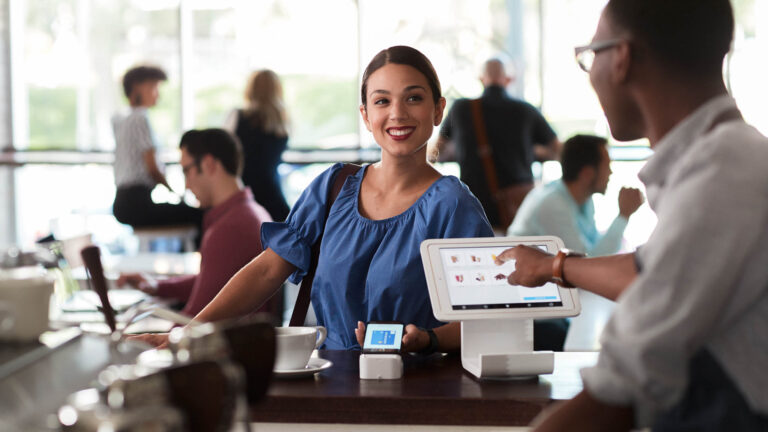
274,326,327,371
0,267,55,342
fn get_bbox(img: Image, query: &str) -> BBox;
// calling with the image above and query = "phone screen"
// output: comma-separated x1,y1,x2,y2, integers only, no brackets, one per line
362,322,404,354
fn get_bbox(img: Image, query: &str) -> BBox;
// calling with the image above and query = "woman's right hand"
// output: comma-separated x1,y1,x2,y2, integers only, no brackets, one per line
127,333,169,349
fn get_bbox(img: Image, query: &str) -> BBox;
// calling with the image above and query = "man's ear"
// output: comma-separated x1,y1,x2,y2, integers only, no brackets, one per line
200,154,217,174
359,104,372,132
612,41,632,84
579,165,597,184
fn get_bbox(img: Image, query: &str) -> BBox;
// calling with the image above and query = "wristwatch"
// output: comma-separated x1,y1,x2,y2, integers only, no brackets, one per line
552,249,585,288
417,327,440,355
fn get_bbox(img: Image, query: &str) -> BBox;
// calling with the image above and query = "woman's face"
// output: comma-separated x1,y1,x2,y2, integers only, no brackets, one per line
360,63,445,159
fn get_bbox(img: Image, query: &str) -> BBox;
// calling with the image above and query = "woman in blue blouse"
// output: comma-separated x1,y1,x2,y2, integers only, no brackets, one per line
136,46,493,351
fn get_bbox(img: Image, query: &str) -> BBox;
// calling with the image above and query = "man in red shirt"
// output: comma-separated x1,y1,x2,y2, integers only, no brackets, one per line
118,128,275,320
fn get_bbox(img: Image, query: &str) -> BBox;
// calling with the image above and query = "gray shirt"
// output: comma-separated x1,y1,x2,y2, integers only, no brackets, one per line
113,108,163,188
580,95,768,426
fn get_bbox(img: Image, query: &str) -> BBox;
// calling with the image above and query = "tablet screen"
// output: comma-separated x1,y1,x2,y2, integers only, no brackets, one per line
439,245,562,310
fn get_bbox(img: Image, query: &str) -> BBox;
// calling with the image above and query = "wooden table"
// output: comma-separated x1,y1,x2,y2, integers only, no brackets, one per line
252,350,597,427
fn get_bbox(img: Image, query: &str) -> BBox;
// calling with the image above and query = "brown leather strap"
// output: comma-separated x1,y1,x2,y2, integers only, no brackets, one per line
470,99,512,228
289,163,361,326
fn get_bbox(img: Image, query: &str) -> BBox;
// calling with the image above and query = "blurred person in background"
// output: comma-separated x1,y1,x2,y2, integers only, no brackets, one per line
112,65,203,236
117,128,275,320
434,58,561,232
225,69,291,222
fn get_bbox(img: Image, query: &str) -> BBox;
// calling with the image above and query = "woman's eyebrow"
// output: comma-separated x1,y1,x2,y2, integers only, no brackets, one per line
370,85,426,96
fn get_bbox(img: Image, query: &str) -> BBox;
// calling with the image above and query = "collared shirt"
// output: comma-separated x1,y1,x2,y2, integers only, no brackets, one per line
155,188,272,316
507,179,627,256
113,107,163,188
581,95,768,426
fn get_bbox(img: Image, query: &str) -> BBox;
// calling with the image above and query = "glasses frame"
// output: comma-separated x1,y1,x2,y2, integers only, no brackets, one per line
181,160,201,176
574,39,624,73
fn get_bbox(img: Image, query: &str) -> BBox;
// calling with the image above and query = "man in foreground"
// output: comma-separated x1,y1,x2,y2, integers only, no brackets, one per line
497,1,768,430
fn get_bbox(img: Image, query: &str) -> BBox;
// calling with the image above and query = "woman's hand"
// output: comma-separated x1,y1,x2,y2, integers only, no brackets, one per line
354,321,430,352
495,245,555,287
127,333,169,349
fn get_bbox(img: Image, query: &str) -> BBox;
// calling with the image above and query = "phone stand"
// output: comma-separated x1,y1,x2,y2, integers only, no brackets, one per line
461,319,553,379
359,354,403,380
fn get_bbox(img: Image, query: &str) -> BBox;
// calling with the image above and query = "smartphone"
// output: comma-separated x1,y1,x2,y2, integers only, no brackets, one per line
362,321,404,354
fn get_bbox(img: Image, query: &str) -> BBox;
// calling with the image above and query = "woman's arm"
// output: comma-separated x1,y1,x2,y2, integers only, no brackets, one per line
142,149,172,191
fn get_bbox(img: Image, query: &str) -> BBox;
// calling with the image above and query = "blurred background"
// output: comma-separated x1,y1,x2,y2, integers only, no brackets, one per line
0,0,765,253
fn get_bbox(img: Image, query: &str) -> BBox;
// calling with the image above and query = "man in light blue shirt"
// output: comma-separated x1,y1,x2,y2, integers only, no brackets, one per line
508,134,643,256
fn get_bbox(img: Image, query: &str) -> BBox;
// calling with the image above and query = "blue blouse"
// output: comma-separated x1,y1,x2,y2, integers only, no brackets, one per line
261,163,494,349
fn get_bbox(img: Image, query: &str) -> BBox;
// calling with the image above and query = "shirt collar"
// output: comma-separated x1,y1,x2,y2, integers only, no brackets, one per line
203,188,254,230
482,85,507,99
638,94,738,187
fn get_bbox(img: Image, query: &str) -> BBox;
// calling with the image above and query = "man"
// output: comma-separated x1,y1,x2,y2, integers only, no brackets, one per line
436,59,560,230
118,129,274,319
497,0,768,430
509,134,644,257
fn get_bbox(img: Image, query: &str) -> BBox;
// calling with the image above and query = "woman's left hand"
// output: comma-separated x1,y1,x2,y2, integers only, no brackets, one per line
354,321,429,352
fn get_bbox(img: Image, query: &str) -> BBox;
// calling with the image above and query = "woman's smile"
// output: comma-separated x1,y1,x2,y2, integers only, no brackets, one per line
387,126,416,141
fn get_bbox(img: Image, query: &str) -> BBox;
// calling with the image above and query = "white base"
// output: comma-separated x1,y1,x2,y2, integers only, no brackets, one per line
461,319,554,379
359,354,403,380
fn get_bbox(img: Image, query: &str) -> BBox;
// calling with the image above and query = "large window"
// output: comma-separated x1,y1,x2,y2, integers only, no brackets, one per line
8,0,768,251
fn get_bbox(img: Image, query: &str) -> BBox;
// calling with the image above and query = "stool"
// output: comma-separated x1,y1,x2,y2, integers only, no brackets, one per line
133,225,198,252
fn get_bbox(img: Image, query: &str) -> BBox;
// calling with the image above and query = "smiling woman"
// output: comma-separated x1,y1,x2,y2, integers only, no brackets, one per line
130,46,494,354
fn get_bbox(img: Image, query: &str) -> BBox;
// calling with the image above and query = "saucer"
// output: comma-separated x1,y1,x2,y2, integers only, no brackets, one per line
273,357,333,378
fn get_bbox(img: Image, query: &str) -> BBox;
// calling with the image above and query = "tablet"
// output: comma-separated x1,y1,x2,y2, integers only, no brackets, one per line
420,236,580,321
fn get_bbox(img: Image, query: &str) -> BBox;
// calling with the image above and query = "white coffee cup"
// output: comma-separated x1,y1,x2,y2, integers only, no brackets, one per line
0,267,55,342
274,326,327,371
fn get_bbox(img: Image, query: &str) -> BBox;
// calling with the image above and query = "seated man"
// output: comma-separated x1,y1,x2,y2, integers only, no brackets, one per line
508,134,644,257
498,0,768,430
118,129,274,319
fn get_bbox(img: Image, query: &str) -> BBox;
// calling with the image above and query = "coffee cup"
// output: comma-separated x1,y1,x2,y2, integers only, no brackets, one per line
0,267,55,342
274,326,327,371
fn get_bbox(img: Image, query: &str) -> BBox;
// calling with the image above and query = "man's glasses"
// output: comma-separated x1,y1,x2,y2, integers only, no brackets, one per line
181,161,200,176
574,39,623,73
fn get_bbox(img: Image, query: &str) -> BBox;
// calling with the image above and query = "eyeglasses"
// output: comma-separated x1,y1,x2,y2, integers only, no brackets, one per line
574,39,624,73
181,161,199,176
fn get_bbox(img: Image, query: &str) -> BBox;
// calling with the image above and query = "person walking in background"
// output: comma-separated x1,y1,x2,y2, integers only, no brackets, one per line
509,134,644,257
435,59,560,231
112,65,203,232
118,128,275,320
225,69,291,221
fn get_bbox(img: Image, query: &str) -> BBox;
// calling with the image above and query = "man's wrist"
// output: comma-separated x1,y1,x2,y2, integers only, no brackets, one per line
552,249,585,288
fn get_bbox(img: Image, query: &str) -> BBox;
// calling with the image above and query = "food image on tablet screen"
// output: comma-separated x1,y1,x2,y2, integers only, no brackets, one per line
438,245,562,310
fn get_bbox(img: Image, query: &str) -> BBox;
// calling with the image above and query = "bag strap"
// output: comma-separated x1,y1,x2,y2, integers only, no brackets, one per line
289,163,362,326
470,99,511,227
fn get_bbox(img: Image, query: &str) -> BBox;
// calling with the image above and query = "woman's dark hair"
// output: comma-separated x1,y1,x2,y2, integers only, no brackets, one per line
179,128,243,177
561,135,608,182
606,0,733,75
360,45,442,107
122,65,167,98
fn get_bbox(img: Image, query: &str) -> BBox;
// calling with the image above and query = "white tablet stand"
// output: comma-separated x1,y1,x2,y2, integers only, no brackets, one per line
461,319,554,378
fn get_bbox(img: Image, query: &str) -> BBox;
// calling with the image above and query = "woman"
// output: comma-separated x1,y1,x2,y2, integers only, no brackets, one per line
225,70,291,221
135,46,493,352
113,65,203,232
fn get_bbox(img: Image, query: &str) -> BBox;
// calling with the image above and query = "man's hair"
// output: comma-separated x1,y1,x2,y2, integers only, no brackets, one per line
179,128,243,177
122,65,167,98
605,0,734,74
561,135,608,182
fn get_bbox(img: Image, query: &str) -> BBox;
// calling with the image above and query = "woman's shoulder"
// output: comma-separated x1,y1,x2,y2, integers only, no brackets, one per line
423,175,483,211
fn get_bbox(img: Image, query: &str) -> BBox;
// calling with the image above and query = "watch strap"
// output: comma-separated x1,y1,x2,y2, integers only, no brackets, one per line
552,249,584,288
417,327,439,355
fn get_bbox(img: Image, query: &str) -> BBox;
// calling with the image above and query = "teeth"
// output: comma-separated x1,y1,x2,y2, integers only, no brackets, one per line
388,128,414,136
